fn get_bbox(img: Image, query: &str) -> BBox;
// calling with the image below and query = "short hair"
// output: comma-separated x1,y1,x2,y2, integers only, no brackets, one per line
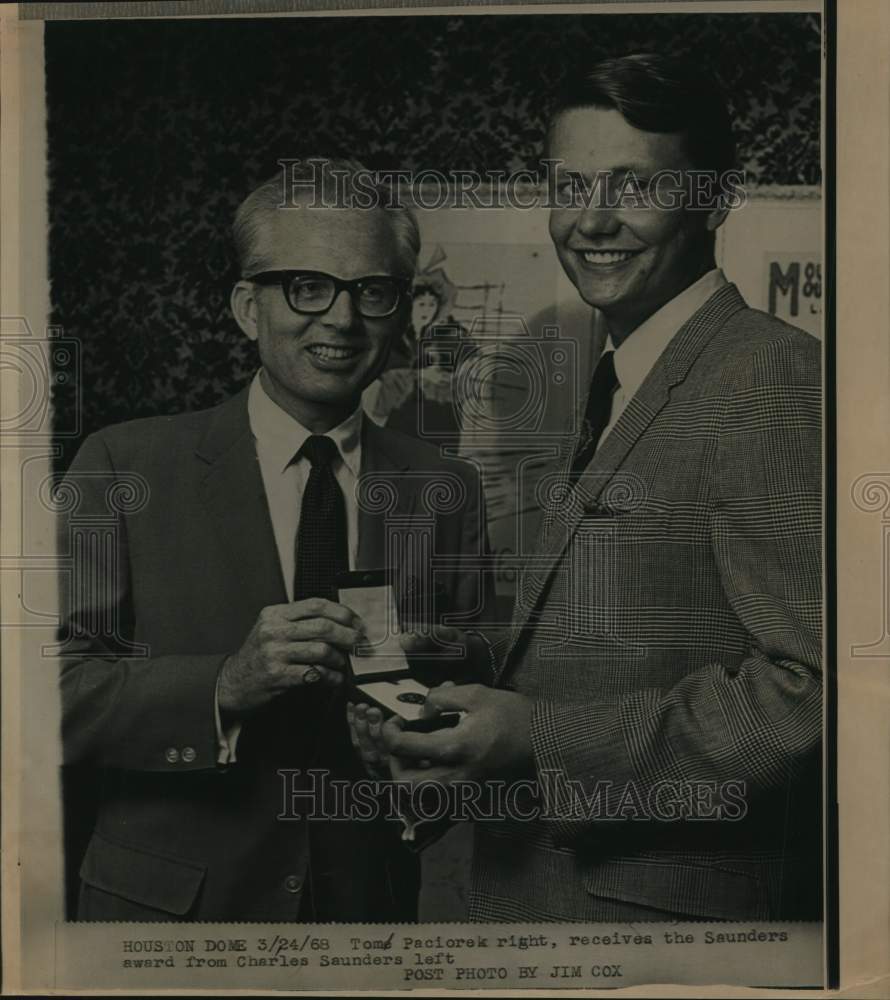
549,53,737,178
411,282,444,303
232,158,421,278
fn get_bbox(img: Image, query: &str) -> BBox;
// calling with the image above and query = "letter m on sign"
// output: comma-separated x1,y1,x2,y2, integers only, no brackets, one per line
769,260,800,317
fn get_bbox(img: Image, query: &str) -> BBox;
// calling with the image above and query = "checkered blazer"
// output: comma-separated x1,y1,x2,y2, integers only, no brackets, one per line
471,284,823,922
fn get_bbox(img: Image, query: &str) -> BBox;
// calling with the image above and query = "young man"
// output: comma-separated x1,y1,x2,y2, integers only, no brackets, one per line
364,54,822,922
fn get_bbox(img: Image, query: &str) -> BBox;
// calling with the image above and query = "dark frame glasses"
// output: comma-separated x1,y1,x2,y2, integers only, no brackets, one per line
247,270,413,318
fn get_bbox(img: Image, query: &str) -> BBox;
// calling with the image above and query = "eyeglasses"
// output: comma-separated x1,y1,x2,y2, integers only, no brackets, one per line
247,270,413,319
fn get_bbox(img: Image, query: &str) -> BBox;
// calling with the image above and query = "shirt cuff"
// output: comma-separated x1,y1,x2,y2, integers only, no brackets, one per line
399,813,418,842
392,781,421,841
214,674,242,765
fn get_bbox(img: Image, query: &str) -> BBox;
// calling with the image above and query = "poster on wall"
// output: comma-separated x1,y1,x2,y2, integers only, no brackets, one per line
362,239,571,602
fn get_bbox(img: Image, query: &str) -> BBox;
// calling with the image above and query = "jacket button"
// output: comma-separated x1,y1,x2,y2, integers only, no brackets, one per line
182,746,197,763
283,875,303,894
165,747,180,763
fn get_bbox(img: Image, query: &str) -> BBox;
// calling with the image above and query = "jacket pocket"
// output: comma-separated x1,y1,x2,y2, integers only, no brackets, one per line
582,856,770,921
80,831,206,917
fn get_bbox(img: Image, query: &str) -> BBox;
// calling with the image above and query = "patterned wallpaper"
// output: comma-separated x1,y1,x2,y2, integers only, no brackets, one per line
45,12,822,469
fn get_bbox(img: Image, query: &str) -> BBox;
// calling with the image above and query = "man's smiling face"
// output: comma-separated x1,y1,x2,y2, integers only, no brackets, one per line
548,105,717,340
238,206,409,428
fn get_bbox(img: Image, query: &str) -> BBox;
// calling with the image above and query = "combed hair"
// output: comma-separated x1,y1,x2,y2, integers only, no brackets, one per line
549,53,737,178
232,158,421,277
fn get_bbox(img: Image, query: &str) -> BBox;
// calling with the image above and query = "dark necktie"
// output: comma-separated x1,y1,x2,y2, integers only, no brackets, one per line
293,434,349,601
291,436,360,922
569,350,619,482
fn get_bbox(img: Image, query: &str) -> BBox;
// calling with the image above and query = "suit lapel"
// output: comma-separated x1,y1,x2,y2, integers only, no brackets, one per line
356,419,415,570
501,283,748,673
196,387,287,607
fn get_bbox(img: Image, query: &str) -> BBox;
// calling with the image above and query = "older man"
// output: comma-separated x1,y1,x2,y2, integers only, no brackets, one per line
58,160,488,922
362,53,823,923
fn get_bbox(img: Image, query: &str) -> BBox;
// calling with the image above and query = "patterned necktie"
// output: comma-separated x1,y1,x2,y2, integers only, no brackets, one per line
569,350,619,482
293,434,349,601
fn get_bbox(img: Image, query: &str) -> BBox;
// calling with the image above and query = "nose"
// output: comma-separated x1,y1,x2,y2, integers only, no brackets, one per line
322,289,358,331
575,204,621,240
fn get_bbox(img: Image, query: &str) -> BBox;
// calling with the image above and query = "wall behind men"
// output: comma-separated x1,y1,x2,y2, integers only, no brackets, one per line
44,11,822,474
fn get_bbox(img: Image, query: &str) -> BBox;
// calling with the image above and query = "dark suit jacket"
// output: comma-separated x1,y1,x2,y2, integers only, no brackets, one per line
472,284,823,922
58,385,489,921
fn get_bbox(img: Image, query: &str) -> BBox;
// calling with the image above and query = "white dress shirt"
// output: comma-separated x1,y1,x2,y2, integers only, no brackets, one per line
248,370,362,592
215,370,363,764
598,268,728,448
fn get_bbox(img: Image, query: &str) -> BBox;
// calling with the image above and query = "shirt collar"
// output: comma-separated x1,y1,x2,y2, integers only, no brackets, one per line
247,370,363,477
607,268,727,400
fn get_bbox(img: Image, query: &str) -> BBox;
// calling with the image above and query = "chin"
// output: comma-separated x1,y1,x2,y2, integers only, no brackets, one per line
572,282,627,311
305,384,360,405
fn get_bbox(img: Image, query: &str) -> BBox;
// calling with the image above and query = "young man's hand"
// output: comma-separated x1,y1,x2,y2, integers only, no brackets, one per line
383,684,535,786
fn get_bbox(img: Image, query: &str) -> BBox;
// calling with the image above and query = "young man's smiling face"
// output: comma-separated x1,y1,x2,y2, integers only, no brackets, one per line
232,205,410,430
548,105,724,342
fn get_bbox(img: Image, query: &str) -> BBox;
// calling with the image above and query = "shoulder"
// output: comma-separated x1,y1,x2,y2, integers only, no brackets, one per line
76,394,242,470
716,306,821,385
98,407,212,449
701,307,822,436
366,423,482,488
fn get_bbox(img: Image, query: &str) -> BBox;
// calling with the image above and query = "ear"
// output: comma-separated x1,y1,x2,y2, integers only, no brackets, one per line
704,204,730,235
230,281,259,342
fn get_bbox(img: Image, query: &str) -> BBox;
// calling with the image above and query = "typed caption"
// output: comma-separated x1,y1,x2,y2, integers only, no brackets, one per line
53,920,822,990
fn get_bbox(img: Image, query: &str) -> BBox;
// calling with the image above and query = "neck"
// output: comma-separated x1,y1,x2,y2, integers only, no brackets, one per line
259,369,357,434
604,257,715,349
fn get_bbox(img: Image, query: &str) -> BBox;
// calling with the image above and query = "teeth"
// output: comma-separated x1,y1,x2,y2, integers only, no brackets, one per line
308,345,358,360
582,250,637,264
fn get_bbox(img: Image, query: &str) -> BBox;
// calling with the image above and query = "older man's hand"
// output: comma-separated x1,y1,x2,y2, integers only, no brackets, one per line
218,598,364,717
347,680,459,778
383,684,535,787
347,702,389,777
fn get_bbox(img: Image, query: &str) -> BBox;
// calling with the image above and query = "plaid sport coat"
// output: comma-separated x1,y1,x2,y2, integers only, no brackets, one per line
470,283,823,922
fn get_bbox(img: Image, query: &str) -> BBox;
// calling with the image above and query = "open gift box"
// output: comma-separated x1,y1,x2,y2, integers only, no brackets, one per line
337,570,460,732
